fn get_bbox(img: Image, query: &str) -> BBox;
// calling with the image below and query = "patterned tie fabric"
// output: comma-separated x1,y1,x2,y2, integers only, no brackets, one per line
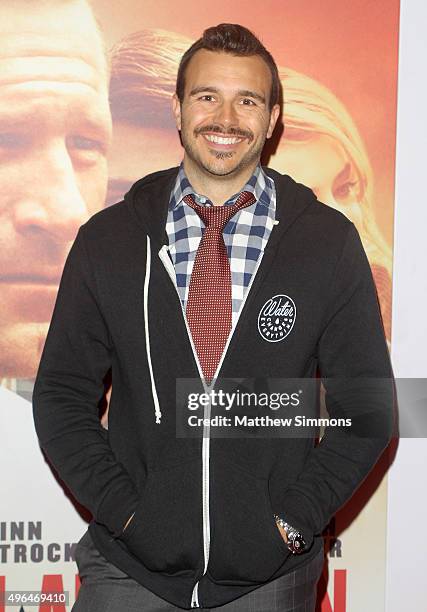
183,191,256,383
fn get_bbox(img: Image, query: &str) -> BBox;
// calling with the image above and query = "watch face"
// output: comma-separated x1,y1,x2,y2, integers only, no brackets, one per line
292,534,306,553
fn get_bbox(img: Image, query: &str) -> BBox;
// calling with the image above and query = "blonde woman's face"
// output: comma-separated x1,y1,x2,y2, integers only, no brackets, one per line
270,133,364,232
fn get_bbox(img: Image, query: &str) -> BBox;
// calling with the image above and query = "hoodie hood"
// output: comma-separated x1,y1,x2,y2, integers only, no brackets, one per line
124,165,318,248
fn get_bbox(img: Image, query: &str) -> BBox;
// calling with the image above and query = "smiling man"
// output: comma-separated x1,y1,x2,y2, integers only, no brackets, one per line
0,0,111,388
172,44,279,204
33,23,394,612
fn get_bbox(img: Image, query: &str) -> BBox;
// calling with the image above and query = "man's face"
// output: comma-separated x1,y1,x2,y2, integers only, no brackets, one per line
0,2,112,378
172,49,280,179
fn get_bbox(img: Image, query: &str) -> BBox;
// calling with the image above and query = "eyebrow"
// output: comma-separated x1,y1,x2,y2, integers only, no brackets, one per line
189,86,266,104
0,106,111,143
238,89,266,104
334,162,354,183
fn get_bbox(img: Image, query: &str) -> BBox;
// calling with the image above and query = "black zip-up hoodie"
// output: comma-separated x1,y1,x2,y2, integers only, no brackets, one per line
32,166,394,609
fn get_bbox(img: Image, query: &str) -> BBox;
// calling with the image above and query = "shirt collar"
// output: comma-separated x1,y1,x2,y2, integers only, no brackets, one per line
169,161,272,212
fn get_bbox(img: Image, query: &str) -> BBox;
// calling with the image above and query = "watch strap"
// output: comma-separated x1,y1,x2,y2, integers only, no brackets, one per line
274,514,306,554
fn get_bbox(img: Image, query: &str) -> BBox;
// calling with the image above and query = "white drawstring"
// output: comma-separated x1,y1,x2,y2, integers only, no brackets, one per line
143,235,162,424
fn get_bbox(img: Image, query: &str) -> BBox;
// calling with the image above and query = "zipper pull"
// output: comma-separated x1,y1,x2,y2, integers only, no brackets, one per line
190,581,200,607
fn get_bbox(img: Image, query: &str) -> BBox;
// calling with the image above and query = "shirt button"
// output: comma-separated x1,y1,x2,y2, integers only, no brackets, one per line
199,197,207,204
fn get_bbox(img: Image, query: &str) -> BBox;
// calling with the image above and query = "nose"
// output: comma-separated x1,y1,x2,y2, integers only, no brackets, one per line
213,99,239,129
13,141,91,243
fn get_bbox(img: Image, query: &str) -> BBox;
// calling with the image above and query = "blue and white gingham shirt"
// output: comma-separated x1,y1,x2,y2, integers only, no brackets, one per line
166,163,276,327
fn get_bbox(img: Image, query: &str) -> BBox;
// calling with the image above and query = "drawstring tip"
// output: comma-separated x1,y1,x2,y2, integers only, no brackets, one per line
155,414,162,424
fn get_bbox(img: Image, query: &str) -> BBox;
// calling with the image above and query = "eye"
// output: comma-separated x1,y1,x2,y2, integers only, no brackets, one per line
240,98,256,106
333,180,360,204
67,134,107,165
331,161,362,205
69,135,105,152
199,95,216,102
0,132,28,150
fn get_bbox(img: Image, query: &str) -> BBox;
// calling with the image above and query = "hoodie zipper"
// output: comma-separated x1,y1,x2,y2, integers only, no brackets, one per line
158,241,268,608
158,245,211,609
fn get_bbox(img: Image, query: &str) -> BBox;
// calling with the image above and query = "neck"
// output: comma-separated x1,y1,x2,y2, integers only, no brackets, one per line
183,156,258,206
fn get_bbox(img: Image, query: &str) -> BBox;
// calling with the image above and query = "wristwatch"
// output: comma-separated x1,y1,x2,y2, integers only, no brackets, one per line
274,514,306,554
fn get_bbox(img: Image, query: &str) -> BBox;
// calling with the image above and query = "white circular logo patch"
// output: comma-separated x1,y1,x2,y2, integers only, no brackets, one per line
258,295,297,343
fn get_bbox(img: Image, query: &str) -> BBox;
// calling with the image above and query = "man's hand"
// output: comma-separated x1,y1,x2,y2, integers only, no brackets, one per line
275,517,288,544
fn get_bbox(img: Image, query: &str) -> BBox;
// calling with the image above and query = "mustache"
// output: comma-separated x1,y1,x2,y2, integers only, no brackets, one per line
195,125,253,141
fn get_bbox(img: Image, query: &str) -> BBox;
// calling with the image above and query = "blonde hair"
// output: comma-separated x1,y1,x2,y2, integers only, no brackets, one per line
109,28,193,128
275,66,392,277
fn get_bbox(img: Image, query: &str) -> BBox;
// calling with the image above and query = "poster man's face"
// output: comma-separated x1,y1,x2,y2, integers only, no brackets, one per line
173,49,280,179
106,123,181,207
0,2,112,378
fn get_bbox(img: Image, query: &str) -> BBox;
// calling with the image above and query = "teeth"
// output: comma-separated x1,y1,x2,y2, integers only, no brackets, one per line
204,135,243,145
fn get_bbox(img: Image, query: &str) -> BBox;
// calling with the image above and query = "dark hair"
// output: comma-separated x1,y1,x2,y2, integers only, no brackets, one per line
176,23,280,111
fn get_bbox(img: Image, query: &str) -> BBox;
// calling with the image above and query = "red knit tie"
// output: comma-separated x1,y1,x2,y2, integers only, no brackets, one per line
183,191,256,383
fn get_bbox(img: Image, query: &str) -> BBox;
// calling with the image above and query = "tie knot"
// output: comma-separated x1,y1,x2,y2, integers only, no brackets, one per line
183,191,256,230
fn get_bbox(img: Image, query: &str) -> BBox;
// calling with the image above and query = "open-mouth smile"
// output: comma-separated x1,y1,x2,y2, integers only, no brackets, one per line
202,134,246,148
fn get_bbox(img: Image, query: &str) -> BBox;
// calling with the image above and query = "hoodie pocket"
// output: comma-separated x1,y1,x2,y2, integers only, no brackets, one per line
118,458,203,575
207,458,290,584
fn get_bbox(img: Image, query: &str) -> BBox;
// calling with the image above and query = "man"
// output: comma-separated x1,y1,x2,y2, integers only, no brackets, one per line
0,0,112,597
33,23,394,611
0,0,112,393
106,28,190,207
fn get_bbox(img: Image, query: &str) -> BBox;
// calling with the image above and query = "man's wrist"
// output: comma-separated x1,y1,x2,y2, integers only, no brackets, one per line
274,514,306,554
274,515,288,542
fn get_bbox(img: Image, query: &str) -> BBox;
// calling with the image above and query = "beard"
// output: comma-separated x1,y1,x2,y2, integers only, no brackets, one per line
180,120,266,177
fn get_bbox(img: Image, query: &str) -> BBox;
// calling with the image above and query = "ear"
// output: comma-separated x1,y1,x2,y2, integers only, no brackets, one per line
266,104,281,139
172,93,182,131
